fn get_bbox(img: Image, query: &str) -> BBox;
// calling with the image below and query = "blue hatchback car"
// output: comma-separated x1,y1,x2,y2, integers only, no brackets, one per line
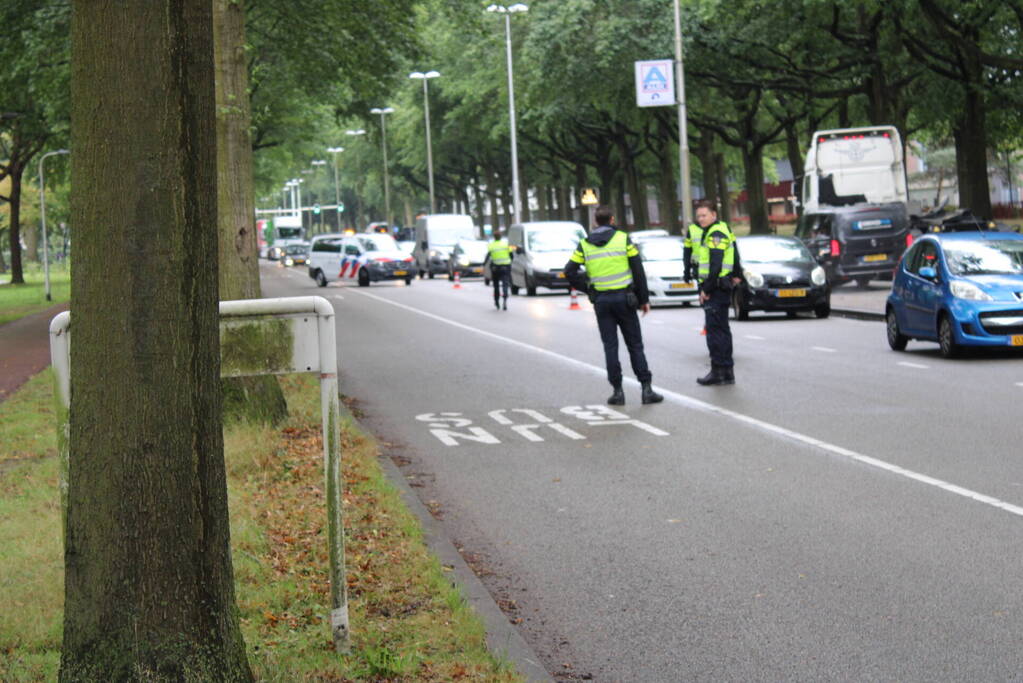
886,232,1023,357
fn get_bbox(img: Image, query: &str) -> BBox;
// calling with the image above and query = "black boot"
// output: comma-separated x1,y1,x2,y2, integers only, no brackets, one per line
494,298,500,310
502,297,508,310
607,386,625,405
641,382,664,404
721,366,735,384
697,366,729,386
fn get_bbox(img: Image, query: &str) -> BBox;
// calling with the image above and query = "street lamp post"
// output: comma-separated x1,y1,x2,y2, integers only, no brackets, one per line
311,160,327,233
409,71,441,214
369,108,395,226
344,129,366,227
326,147,344,229
486,3,528,225
38,149,70,301
673,0,693,227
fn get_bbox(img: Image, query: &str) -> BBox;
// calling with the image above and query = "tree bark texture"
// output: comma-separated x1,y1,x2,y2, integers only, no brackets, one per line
715,153,731,224
742,145,770,234
62,1,252,679
955,84,992,218
214,0,287,425
6,163,25,283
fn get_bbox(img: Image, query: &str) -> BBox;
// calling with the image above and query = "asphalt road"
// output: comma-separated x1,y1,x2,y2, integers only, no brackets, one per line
262,263,1023,682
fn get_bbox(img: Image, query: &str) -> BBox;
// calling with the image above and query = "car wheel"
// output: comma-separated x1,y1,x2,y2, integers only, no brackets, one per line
886,307,908,350
448,268,454,281
938,314,961,358
814,302,831,319
357,268,370,287
731,289,750,321
428,270,435,279
315,270,327,288
418,267,425,279
855,275,871,288
525,272,537,297
405,277,413,286
484,277,491,286
786,311,799,319
511,283,520,295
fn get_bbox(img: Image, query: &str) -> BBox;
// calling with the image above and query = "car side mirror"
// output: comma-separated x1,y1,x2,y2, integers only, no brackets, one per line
918,266,937,280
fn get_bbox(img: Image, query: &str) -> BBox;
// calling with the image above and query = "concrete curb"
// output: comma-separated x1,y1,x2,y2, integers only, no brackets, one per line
338,405,553,683
830,307,884,322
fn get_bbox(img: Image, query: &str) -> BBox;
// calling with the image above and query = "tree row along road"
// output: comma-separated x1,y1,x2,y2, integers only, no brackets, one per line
262,263,1023,682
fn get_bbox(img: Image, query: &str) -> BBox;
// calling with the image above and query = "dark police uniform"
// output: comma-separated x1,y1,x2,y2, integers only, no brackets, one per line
486,237,512,310
696,221,738,385
565,225,663,405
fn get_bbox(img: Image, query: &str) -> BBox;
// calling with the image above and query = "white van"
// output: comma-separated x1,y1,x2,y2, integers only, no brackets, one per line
413,214,478,278
801,126,908,213
507,221,587,296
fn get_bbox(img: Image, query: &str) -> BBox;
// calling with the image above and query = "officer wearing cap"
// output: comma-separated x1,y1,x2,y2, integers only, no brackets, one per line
694,200,740,385
565,205,663,405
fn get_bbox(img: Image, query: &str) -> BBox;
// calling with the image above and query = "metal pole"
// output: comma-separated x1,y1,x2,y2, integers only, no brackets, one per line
504,13,523,225
423,79,436,214
674,0,693,228
381,113,391,227
333,155,341,228
38,150,69,302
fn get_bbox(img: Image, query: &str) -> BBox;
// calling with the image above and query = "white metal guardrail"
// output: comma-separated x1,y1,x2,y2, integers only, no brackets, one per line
49,296,350,652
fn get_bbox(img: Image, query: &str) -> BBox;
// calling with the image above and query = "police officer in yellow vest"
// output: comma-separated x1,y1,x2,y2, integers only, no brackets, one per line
565,206,663,405
694,200,740,385
682,218,704,283
485,230,513,310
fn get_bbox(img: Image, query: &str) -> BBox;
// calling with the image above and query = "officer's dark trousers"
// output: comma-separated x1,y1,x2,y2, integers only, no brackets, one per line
703,289,734,368
491,264,510,301
594,290,652,386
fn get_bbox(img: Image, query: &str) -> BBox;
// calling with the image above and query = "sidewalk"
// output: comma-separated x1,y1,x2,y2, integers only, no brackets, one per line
829,280,889,320
0,302,68,402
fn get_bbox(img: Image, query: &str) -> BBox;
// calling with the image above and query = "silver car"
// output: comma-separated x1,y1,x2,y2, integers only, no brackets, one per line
635,236,699,306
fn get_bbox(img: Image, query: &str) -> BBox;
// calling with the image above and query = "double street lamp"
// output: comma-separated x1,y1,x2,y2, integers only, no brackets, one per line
486,3,528,225
409,71,441,214
369,108,395,226
38,149,70,301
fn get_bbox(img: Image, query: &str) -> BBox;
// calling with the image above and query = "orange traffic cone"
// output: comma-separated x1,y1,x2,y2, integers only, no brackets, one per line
453,271,461,289
569,288,581,310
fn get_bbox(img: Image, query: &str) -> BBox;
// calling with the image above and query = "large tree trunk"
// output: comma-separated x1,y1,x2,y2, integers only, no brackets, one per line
784,123,804,217
23,221,39,262
694,133,718,209
214,0,287,425
954,90,992,218
742,144,770,234
716,152,731,224
62,1,252,679
7,164,25,283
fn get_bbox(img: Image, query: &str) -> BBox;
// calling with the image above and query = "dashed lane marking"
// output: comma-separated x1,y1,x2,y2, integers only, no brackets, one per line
745,335,765,340
349,288,1023,521
811,346,837,353
898,361,928,369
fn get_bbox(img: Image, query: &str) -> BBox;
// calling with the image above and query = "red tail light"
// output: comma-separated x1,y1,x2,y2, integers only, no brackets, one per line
830,239,841,257
403,256,414,263
905,233,914,247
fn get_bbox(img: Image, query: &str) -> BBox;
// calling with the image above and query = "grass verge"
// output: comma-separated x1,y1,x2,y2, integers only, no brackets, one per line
0,371,522,681
0,263,71,326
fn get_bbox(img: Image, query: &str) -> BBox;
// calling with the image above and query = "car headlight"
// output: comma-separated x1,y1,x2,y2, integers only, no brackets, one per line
811,266,826,286
744,269,764,288
429,250,438,258
950,280,992,301
458,256,470,266
285,258,294,266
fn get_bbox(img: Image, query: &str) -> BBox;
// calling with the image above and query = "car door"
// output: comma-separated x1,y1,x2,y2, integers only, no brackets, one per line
903,240,941,336
508,225,525,286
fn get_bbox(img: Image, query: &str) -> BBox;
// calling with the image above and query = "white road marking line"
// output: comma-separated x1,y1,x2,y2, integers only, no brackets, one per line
350,288,1023,520
745,335,765,340
811,346,837,353
1016,382,1023,387
330,294,345,300
898,361,928,369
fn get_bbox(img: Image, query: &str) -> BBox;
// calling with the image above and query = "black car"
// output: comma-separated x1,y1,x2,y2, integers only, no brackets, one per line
732,235,831,319
447,238,489,280
795,203,912,287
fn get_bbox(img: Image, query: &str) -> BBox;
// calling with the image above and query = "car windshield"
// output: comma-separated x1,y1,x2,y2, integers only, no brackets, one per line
277,227,302,239
285,244,307,255
638,239,684,262
528,231,582,252
431,229,475,247
740,238,814,264
358,234,399,252
943,239,1023,276
460,240,489,260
